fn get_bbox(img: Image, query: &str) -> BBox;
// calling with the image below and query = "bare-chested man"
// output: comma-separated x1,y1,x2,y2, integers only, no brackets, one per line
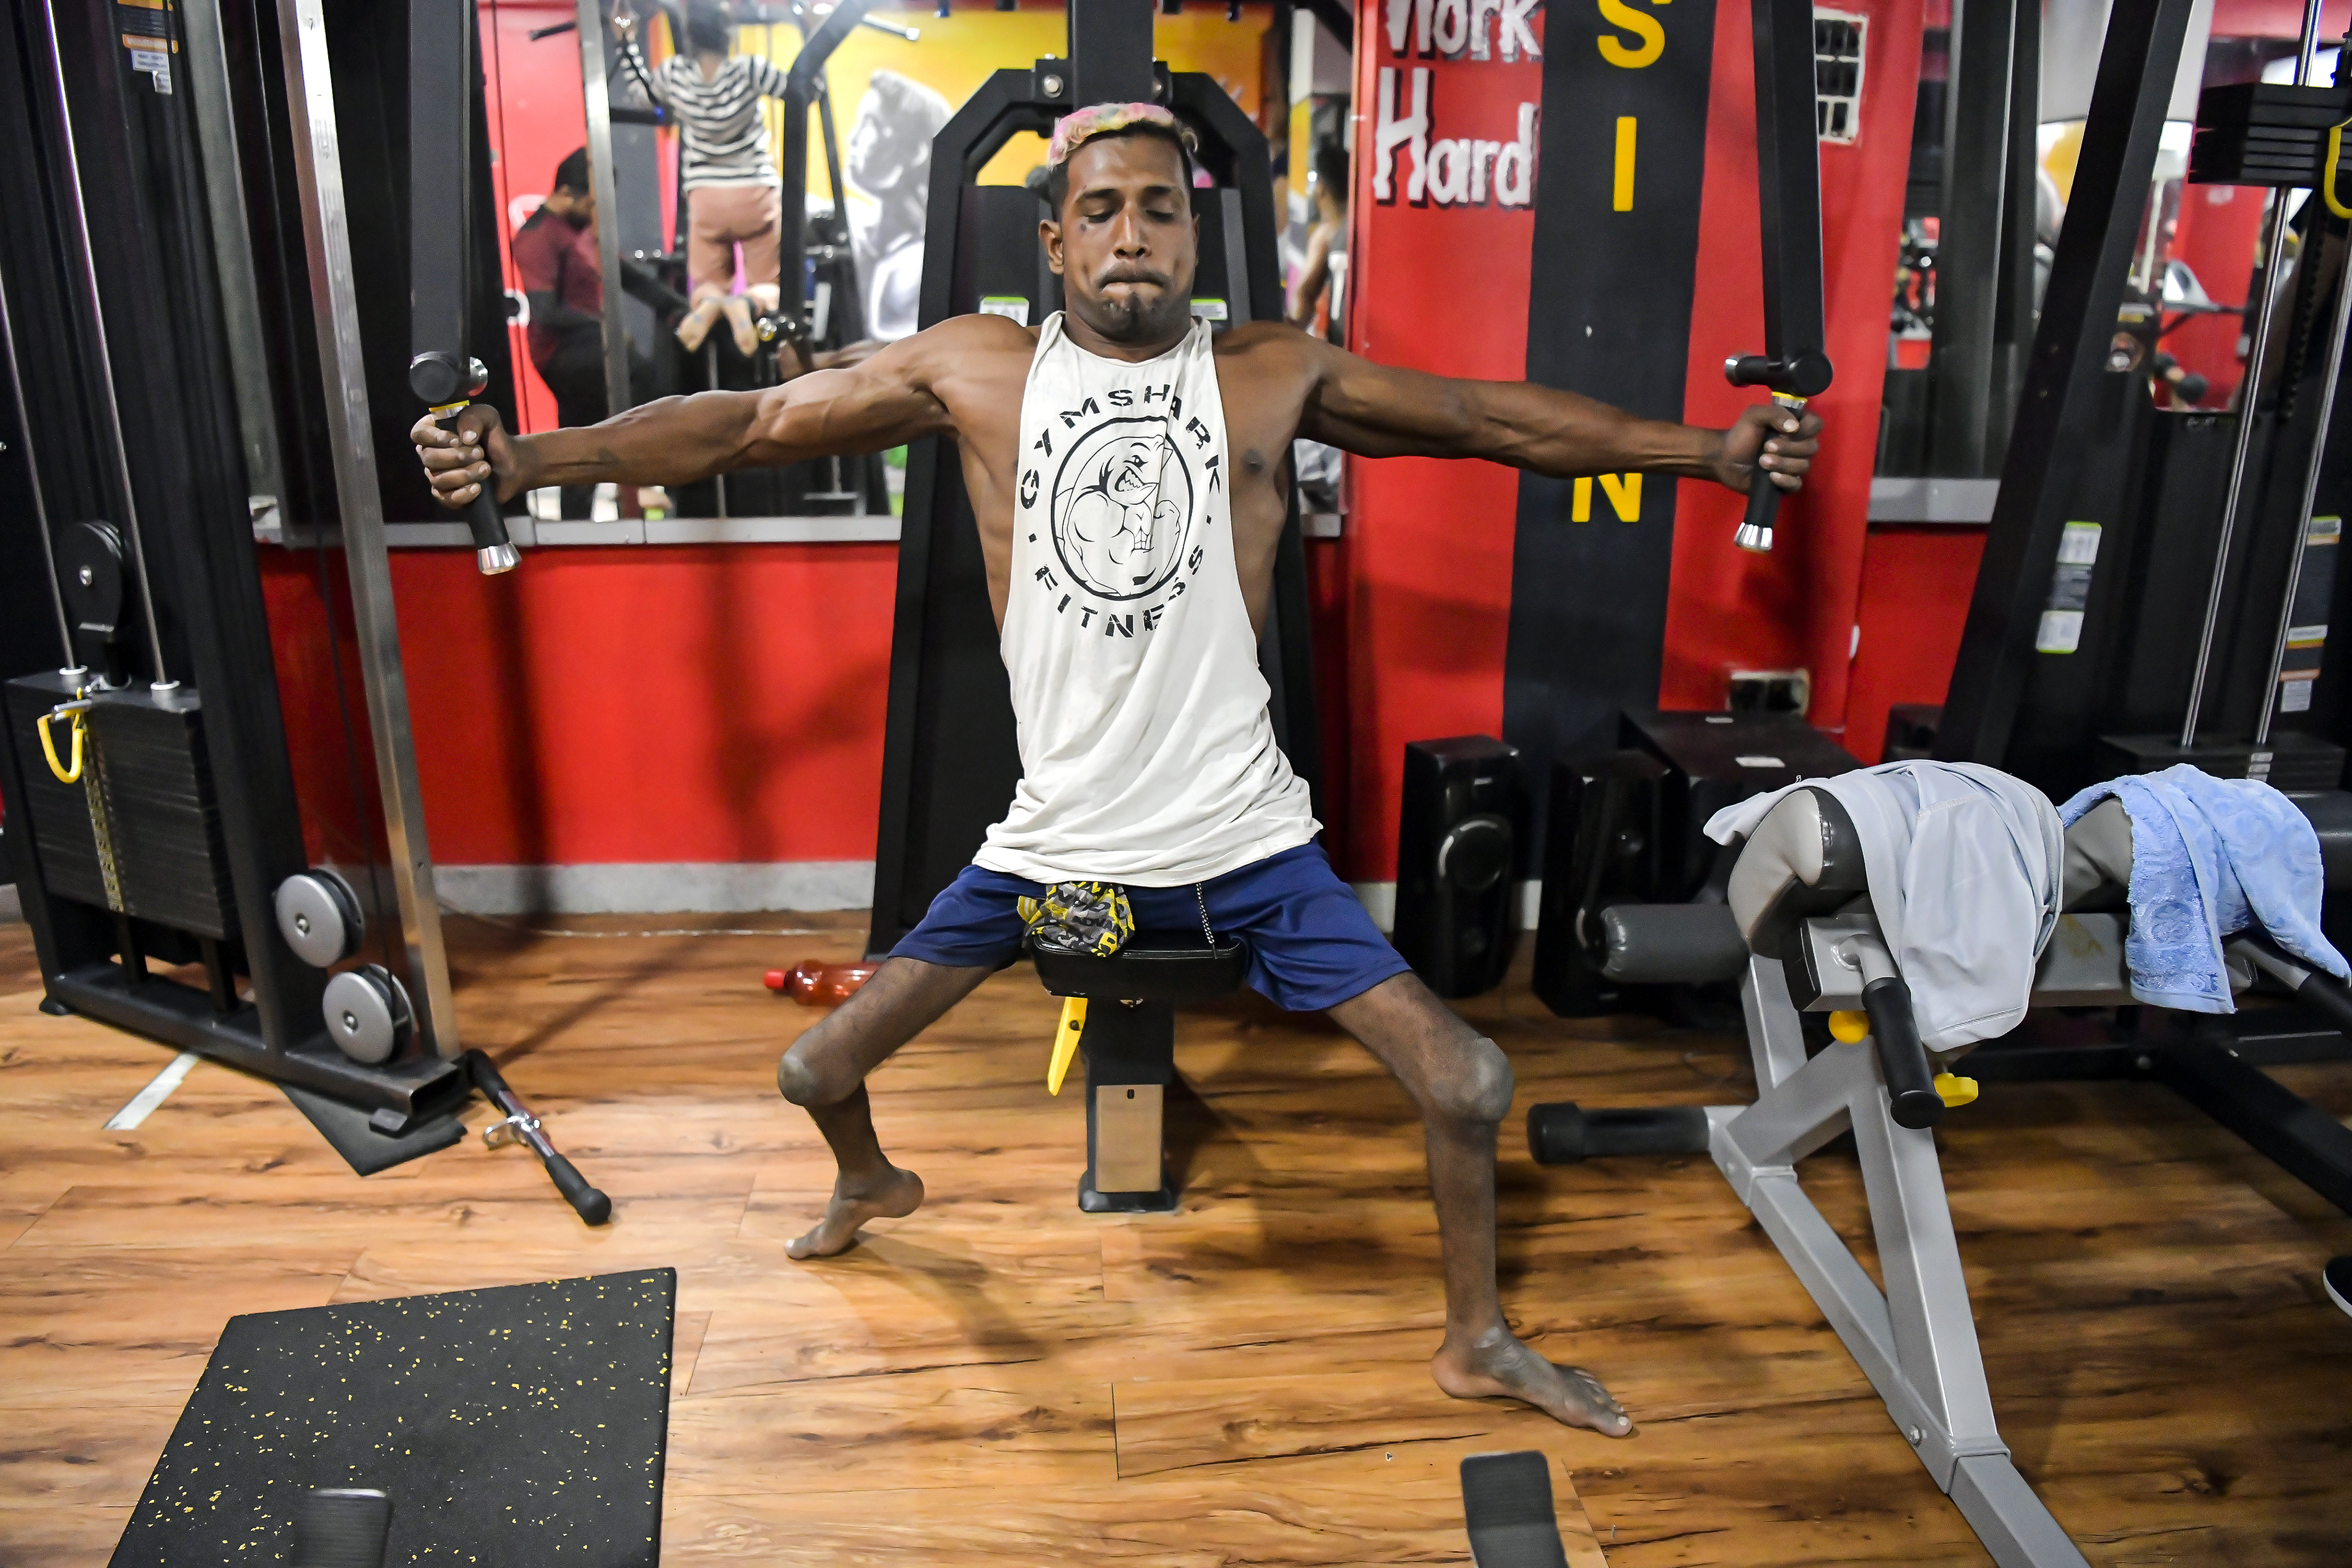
414,103,1822,1436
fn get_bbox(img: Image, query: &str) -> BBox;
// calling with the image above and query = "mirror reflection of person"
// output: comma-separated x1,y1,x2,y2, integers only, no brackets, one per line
510,149,651,518
844,70,952,340
1287,144,1351,338
1287,145,1352,510
616,0,787,358
416,105,1823,1441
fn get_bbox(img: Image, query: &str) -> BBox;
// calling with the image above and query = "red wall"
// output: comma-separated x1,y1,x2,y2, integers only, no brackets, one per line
1334,2,1542,884
1333,0,1920,879
481,0,593,435
262,545,897,868
1843,526,1986,763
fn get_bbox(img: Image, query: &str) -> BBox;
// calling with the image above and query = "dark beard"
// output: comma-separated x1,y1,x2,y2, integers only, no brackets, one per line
1073,282,1191,346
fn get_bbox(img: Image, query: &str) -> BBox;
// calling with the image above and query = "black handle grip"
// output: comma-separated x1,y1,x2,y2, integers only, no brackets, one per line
460,1047,508,1100
1862,976,1944,1130
545,1153,612,1225
433,408,514,554
1740,478,1781,539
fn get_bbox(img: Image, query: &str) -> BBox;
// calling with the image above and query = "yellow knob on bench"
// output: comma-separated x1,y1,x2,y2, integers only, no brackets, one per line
1828,1009,1870,1043
1047,996,1087,1095
1934,1072,1979,1108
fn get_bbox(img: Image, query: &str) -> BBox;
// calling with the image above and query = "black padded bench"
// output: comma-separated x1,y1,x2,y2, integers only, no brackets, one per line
1031,930,1249,1212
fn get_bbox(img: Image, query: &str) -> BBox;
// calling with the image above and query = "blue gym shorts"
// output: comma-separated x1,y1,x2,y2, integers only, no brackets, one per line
892,842,1411,1013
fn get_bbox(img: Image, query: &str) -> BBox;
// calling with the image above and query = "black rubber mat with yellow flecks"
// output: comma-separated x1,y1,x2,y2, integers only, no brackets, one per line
109,1270,675,1567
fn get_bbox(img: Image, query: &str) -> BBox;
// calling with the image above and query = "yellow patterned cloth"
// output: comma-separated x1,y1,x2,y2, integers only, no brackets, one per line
1017,881,1135,958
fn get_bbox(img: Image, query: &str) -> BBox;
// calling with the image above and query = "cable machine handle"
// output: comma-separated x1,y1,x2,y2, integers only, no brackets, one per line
410,351,521,574
1723,364,1826,554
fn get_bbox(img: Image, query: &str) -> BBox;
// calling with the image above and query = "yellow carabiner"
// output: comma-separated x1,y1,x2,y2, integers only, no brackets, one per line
1047,996,1087,1095
2327,118,2352,220
37,707,86,783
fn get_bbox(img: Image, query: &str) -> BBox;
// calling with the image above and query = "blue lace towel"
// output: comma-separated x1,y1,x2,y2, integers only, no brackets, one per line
2058,764,2348,1012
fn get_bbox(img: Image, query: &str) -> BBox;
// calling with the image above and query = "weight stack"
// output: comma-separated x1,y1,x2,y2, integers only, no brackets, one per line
4,671,238,939
2190,83,2352,187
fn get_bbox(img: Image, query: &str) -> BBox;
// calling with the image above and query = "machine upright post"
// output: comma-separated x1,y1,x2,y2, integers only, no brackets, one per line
1723,0,1831,553
279,0,463,1059
1929,0,2018,479
577,0,631,419
1936,0,2199,765
1070,0,1157,105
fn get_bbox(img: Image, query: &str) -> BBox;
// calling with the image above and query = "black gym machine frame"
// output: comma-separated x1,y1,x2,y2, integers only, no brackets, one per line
853,0,1316,1213
0,0,605,1221
867,0,1316,956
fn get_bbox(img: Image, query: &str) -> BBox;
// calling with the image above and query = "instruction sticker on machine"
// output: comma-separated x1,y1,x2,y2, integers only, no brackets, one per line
2034,522,2101,654
2278,515,2339,713
117,0,177,93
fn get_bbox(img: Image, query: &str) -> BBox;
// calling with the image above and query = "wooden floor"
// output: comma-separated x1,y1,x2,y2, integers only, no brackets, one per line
1,909,2349,1566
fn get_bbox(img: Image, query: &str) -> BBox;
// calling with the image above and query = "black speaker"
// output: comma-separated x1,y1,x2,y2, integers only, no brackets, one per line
1393,736,1519,998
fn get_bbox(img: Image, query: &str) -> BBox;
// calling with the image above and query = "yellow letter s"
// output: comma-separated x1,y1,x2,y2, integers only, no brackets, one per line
1597,0,1665,68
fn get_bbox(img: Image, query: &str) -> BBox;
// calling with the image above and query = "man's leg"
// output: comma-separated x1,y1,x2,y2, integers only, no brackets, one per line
775,954,993,1258
1326,973,1633,1436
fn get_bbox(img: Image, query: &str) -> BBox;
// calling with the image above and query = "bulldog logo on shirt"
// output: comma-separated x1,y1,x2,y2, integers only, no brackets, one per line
1049,416,1195,601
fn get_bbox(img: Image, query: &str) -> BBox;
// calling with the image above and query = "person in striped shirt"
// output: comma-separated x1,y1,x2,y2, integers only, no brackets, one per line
616,1,787,358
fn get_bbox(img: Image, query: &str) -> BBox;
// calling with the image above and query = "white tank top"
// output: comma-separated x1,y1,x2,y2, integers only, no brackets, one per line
973,314,1320,886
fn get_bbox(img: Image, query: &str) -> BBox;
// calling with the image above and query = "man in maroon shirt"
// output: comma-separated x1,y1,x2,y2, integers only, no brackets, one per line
511,149,646,518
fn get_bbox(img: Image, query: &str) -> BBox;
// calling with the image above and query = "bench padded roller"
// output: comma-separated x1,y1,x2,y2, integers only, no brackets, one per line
1598,903,1749,985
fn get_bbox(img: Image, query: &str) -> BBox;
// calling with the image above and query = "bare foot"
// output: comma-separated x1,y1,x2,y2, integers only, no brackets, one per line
784,1166,925,1260
1432,1328,1633,1437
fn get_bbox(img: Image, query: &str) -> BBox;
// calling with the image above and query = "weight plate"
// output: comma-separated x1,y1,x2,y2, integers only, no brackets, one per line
322,965,412,1064
275,869,363,967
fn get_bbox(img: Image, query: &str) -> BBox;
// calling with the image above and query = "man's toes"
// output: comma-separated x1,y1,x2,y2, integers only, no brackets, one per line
784,1213,857,1260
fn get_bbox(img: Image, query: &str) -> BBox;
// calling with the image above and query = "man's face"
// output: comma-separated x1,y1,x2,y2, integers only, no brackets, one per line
1041,134,1198,346
547,187,595,228
848,90,889,190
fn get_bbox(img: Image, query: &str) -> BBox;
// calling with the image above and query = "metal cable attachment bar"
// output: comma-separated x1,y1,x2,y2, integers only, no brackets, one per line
2182,0,2330,746
39,0,175,691
2256,110,2352,742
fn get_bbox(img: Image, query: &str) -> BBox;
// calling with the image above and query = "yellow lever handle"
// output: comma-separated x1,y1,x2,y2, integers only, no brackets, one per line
2328,118,2352,220
1934,1072,1979,1109
1047,996,1087,1095
37,708,85,783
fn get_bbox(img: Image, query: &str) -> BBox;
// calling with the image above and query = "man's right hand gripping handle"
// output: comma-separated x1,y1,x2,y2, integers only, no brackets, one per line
408,351,525,574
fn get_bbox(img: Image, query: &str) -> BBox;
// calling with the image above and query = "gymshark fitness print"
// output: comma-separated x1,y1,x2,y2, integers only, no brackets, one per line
1019,384,1222,637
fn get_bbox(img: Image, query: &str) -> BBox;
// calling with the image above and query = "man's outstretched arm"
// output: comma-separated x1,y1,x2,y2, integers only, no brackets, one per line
410,330,954,509
1293,334,1822,494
